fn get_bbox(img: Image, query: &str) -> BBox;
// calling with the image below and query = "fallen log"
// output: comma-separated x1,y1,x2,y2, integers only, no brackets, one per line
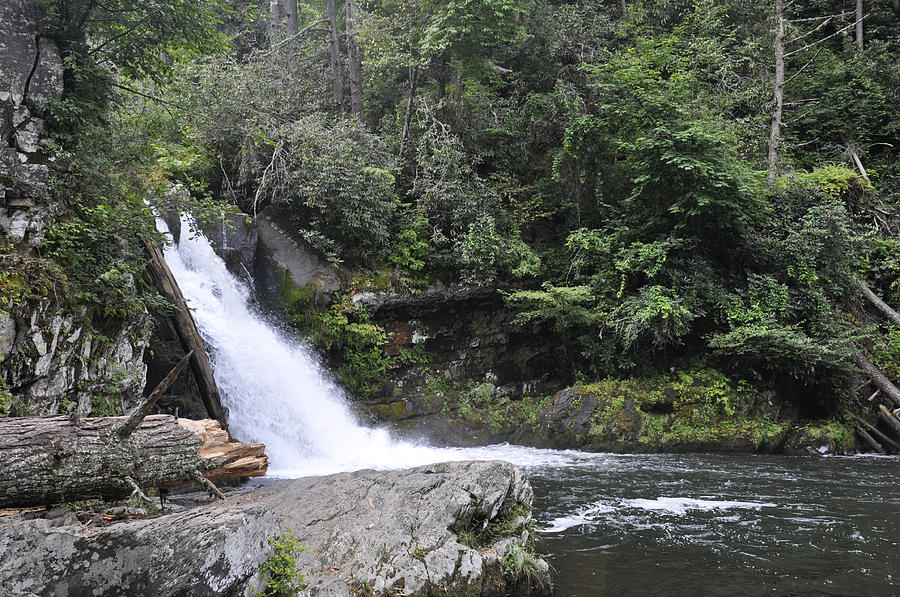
0,415,267,509
855,278,900,324
854,425,885,454
144,238,227,426
877,404,900,438
852,413,900,453
853,353,900,407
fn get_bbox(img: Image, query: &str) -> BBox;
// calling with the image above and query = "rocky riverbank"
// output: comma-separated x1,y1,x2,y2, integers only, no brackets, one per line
380,370,858,456
0,460,550,597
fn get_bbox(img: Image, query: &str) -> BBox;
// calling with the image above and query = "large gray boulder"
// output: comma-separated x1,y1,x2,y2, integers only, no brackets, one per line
0,461,551,597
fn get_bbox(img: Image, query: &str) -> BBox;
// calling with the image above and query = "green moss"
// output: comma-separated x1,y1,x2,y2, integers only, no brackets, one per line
0,385,12,417
795,420,853,446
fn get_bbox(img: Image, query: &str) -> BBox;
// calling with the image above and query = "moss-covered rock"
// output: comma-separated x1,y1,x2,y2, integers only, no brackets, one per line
781,420,857,455
378,368,860,454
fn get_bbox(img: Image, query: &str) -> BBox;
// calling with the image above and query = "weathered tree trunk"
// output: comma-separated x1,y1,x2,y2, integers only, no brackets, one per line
856,0,864,52
345,0,364,120
854,353,900,407
0,415,267,509
855,425,885,454
270,0,283,44
619,0,627,19
849,146,871,183
856,278,900,323
326,0,344,112
877,404,900,437
143,240,227,425
285,0,298,36
767,0,785,183
852,413,900,452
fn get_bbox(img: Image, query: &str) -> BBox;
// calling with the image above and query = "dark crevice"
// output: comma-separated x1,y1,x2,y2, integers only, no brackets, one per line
23,35,42,103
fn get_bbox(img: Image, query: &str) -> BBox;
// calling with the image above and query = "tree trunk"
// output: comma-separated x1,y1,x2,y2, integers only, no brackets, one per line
856,278,900,323
399,64,419,159
143,240,227,426
854,353,900,407
0,415,267,509
878,404,900,437
285,0,298,36
852,413,900,452
849,146,871,183
767,0,785,184
326,0,344,112
856,0,864,53
619,0,627,19
269,0,283,44
345,0,364,120
855,425,885,454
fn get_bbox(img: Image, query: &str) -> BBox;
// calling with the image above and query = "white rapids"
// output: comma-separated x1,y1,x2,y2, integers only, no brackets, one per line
159,217,592,477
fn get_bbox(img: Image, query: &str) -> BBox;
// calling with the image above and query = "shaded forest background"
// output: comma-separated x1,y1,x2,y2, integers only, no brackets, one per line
8,0,900,419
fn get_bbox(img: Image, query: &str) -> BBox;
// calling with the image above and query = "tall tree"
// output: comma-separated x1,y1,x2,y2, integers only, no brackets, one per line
270,0,283,43
767,0,785,183
345,0,364,119
326,0,344,112
856,0,864,52
286,0,298,36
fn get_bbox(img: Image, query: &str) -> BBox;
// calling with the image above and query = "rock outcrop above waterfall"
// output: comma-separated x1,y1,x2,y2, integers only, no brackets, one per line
0,460,551,597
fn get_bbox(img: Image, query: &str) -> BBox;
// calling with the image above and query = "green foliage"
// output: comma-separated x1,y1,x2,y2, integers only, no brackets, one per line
872,325,900,382
252,532,308,597
0,243,63,311
389,214,431,290
422,0,528,58
42,0,230,82
457,503,532,548
0,384,13,417
796,165,872,200
48,0,900,417
305,298,392,397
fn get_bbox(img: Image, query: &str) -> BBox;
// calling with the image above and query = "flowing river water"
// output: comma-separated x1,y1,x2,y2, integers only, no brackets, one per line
163,219,898,596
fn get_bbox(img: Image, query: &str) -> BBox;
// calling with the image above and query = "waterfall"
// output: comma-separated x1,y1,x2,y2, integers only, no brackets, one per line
159,217,582,477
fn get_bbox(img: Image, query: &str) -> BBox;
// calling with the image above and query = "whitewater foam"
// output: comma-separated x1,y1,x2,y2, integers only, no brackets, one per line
542,496,777,532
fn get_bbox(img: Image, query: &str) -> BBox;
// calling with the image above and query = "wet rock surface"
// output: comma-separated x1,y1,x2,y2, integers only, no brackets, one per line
0,461,550,597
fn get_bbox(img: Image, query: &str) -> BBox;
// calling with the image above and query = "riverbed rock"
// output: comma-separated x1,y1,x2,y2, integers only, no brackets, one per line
0,460,551,597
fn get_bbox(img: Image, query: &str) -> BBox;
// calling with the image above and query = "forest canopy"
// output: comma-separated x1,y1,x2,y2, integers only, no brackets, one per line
39,0,900,408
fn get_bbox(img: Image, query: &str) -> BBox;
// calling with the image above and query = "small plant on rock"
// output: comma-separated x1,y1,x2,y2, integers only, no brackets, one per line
253,531,308,597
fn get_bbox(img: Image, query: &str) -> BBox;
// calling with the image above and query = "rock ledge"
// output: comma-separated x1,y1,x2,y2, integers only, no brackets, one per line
0,460,550,597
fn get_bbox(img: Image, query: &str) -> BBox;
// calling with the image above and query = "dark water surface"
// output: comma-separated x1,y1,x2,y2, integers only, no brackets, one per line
526,453,899,597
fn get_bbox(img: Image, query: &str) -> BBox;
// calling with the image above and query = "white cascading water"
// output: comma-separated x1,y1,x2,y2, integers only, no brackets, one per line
160,217,584,477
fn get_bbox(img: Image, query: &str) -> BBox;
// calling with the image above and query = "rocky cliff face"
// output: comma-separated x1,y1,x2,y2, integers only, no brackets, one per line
0,0,150,416
0,461,551,597
0,303,149,415
0,0,64,247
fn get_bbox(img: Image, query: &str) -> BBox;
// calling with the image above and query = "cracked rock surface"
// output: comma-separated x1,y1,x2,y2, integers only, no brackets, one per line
0,460,551,597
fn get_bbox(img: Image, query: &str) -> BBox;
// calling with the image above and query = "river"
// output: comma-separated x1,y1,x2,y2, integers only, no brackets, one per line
164,218,898,597
528,452,898,596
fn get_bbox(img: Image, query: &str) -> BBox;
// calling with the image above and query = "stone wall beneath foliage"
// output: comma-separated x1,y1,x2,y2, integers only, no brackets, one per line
358,288,566,420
